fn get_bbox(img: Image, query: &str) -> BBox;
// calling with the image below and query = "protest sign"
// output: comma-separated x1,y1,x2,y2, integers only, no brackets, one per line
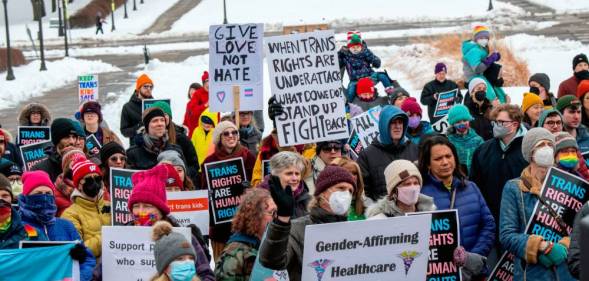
204,157,247,225
488,252,515,281
266,30,348,146
209,23,264,112
167,190,210,235
351,106,381,148
524,167,589,243
0,243,77,281
78,74,99,103
17,126,51,146
347,129,362,159
433,89,458,118
110,168,139,226
301,214,431,280
409,210,461,281
85,134,102,156
20,140,52,171
262,160,271,178
142,99,171,114
102,226,191,280
431,115,450,134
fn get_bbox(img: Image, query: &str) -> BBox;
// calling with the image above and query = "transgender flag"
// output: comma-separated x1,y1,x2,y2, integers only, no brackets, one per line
0,244,76,281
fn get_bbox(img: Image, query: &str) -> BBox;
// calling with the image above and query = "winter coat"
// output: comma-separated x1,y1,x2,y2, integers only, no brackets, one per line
173,124,200,186
19,202,96,281
54,174,75,216
557,75,581,98
446,127,485,174
406,121,433,146
190,109,218,171
120,93,147,143
2,129,23,170
499,168,575,281
338,43,381,82
126,134,185,171
259,175,311,219
464,95,493,140
184,87,209,137
0,158,21,179
201,145,256,243
420,79,461,123
574,124,589,154
84,126,121,147
214,233,260,281
0,207,31,249
568,201,589,278
31,149,62,182
258,207,347,281
60,190,111,257
239,125,262,157
421,175,495,256
365,194,436,219
461,41,505,103
470,135,527,221
18,103,52,126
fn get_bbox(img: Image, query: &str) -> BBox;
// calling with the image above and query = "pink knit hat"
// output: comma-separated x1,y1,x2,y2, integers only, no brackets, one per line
128,164,170,215
22,171,56,196
401,97,422,116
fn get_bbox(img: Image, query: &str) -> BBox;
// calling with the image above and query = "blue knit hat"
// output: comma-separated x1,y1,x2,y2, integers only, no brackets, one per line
447,105,473,125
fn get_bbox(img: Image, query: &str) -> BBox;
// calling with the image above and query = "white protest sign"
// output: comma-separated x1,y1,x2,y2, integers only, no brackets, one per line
167,190,210,235
266,30,348,146
78,74,99,103
102,226,191,280
209,23,264,112
351,106,381,148
302,214,431,280
431,115,449,134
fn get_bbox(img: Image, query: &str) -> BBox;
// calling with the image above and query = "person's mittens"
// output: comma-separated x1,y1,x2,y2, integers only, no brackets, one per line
538,254,554,268
69,243,87,264
269,175,294,217
268,96,285,121
483,52,501,66
453,246,467,267
546,242,568,265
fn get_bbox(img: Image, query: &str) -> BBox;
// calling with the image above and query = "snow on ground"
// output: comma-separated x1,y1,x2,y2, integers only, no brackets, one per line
0,57,120,110
527,0,589,12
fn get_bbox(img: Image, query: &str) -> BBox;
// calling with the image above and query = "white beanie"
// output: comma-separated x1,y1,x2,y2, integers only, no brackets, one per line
468,77,487,94
384,160,422,195
212,121,238,145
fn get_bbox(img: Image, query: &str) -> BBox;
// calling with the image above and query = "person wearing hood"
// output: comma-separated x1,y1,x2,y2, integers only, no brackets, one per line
357,105,419,202
17,103,52,127
522,92,544,128
558,53,589,98
190,109,219,172
464,77,493,140
556,95,589,153
461,25,506,106
577,79,589,128
19,170,96,281
400,97,432,145
126,107,185,170
121,73,154,145
215,188,276,280
470,104,527,223
54,148,86,216
77,101,121,148
420,62,462,123
500,128,575,281
258,166,356,281
61,159,110,258
184,71,211,137
32,118,86,182
529,73,557,109
446,105,484,174
419,135,495,280
538,109,563,134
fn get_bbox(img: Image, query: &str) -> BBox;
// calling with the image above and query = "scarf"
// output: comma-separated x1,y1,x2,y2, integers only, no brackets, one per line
0,215,11,233
143,132,169,154
518,166,543,196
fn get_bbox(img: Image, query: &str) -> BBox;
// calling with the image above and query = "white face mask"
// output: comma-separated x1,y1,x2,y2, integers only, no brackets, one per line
533,146,554,168
477,38,489,47
328,191,352,215
397,185,421,206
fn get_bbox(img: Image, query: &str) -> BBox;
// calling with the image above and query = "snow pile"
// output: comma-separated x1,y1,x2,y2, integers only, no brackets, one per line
0,57,120,110
527,0,589,12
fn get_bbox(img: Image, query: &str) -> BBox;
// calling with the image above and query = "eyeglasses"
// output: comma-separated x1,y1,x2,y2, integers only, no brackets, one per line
109,156,127,162
83,176,102,185
321,145,342,153
492,120,514,127
142,85,154,90
264,209,277,217
222,130,239,137
545,120,562,127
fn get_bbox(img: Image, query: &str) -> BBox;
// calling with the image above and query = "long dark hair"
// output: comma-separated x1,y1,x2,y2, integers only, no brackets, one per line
417,134,466,185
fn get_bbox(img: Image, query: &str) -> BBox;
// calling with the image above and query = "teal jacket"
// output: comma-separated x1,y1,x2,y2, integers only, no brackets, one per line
461,40,506,103
447,127,484,174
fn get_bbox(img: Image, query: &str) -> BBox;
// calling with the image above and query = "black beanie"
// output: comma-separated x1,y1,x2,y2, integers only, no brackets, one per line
142,107,166,133
573,53,588,70
0,174,13,202
51,118,79,145
100,141,126,165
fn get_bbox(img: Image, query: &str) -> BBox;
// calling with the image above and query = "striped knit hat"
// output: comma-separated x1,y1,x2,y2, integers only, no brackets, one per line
554,132,578,154
347,31,362,48
473,25,490,40
72,159,102,188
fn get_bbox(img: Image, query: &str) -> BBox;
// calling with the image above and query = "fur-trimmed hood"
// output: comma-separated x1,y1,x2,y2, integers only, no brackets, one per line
365,194,436,218
18,103,52,126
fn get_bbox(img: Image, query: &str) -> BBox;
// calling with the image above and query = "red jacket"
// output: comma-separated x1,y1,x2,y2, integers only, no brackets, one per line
183,88,209,137
558,75,580,98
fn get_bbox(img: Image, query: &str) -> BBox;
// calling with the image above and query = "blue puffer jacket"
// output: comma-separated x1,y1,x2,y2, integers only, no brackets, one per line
421,174,495,256
338,42,381,81
499,171,576,281
0,207,30,249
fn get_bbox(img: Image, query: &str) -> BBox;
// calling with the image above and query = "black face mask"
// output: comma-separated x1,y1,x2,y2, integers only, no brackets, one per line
574,70,589,80
82,176,102,198
474,90,487,103
529,86,540,95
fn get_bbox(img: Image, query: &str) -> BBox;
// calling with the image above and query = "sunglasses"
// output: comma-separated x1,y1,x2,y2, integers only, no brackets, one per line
321,145,342,153
222,130,239,137
109,156,127,162
83,176,102,185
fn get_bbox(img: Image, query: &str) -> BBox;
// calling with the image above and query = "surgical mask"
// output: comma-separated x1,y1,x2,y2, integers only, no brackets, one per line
133,212,158,226
408,116,421,129
328,191,352,216
492,123,512,138
477,38,489,47
169,260,196,281
454,123,469,133
397,185,421,205
533,146,554,168
23,194,57,224
558,152,579,170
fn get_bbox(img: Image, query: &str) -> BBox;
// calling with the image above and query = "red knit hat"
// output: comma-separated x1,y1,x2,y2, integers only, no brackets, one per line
72,159,102,189
161,163,183,190
201,71,209,83
128,164,170,215
356,77,375,101
314,166,356,196
0,129,5,142
61,148,86,172
22,171,56,196
577,80,589,99
401,97,422,116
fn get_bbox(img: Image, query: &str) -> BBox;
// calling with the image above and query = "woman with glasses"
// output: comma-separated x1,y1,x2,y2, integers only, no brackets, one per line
99,142,127,199
538,109,564,134
201,121,256,261
18,103,52,127
215,189,276,280
305,140,344,195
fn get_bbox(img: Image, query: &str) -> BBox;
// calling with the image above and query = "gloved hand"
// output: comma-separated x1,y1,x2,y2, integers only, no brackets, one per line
546,242,568,265
70,243,87,263
269,175,294,218
268,96,285,121
538,254,554,268
483,52,501,66
453,246,467,267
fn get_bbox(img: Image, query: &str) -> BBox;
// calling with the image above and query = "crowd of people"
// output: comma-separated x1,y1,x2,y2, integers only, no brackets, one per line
1,25,589,281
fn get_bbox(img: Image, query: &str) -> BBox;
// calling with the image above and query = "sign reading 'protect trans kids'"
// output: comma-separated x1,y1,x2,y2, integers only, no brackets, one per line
204,157,247,225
